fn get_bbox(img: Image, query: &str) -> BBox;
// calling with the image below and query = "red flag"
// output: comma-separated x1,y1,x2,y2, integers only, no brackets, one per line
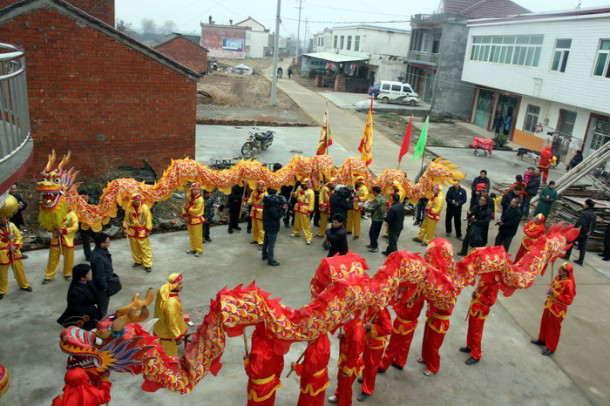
398,115,413,163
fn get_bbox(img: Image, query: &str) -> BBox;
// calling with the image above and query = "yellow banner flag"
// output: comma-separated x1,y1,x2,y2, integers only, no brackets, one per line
358,97,373,165
316,105,333,155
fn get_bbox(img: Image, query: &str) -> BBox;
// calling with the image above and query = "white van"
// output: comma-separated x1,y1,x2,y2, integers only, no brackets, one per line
378,81,420,105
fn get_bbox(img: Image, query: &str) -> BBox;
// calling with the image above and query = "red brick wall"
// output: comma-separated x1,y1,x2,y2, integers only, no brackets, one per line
155,37,208,74
201,25,246,59
0,0,115,26
0,7,196,179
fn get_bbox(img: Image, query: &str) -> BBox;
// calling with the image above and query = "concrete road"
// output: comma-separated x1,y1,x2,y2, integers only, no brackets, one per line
319,91,431,113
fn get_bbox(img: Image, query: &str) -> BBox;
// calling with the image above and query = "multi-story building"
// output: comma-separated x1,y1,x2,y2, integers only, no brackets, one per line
234,16,270,58
306,25,411,86
461,8,610,162
405,0,529,118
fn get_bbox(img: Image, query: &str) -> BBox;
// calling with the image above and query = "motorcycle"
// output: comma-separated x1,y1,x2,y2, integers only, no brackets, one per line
241,128,275,158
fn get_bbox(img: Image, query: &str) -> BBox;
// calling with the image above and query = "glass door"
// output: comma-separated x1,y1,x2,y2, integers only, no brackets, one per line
474,89,493,129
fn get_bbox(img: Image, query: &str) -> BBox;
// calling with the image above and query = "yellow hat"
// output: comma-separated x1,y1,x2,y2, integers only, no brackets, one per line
0,195,19,219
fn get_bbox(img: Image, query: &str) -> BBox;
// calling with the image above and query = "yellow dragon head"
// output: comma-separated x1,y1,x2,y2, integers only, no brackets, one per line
36,150,78,231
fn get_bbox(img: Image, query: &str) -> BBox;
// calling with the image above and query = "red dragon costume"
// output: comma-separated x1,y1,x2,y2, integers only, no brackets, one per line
515,214,546,262
293,334,331,406
360,307,392,398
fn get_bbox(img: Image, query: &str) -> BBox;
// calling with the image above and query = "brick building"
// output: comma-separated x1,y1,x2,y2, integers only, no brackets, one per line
152,33,209,75
0,0,199,178
201,18,248,59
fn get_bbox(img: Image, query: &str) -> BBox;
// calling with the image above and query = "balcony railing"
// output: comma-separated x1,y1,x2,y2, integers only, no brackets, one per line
0,43,30,164
407,51,440,65
411,13,464,23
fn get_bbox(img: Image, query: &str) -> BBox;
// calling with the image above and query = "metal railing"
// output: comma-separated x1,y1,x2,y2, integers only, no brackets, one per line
0,43,31,164
407,51,440,65
411,13,464,23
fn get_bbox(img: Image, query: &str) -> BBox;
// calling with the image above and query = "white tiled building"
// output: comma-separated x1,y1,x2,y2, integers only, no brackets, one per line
234,17,270,58
461,8,610,163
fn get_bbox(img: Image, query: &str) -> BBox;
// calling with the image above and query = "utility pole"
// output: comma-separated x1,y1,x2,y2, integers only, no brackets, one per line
304,17,308,53
296,0,303,57
271,0,281,106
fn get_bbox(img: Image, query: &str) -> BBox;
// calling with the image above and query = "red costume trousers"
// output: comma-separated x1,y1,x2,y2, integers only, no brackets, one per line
297,391,325,406
466,315,487,360
362,345,384,395
537,308,563,352
540,167,549,183
335,373,357,406
247,392,276,406
421,324,446,374
379,323,416,370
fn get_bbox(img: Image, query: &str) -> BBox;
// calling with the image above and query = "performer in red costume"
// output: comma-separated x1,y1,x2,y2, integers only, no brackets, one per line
51,368,111,406
292,334,331,406
358,307,392,401
460,276,501,365
514,214,546,262
531,262,576,356
418,302,452,376
328,317,365,406
379,290,425,372
538,146,554,184
244,324,285,406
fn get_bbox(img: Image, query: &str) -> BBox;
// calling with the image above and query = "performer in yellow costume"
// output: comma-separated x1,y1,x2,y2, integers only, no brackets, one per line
291,178,315,244
183,183,204,257
43,209,78,283
384,181,405,237
153,273,188,357
346,177,369,239
0,197,32,298
317,178,334,238
123,193,153,272
414,185,444,245
247,181,267,246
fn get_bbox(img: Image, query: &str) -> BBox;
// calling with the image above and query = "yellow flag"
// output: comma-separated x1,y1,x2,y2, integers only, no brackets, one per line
358,97,373,165
317,105,333,155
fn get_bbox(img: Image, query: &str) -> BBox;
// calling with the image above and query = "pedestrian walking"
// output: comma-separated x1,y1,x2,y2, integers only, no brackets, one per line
203,190,214,242
287,66,293,79
228,183,244,233
57,264,101,330
326,214,348,257
562,199,597,265
494,198,522,251
364,186,385,252
89,232,114,316
523,168,542,219
458,196,493,256
533,181,558,221
8,184,27,230
383,194,405,256
493,113,503,136
445,182,467,239
470,170,491,204
262,189,287,266
599,223,609,261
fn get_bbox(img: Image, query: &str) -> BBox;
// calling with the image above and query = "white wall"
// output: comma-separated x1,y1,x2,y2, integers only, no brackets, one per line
462,14,610,115
247,30,269,58
329,27,410,58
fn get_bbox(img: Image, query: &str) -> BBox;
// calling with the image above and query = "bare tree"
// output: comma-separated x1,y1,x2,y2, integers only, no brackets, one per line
116,18,134,35
141,18,157,34
160,20,177,35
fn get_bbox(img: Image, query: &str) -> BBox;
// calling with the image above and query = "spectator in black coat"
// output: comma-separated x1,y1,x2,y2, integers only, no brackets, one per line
203,190,214,242
458,196,493,255
329,186,351,221
523,168,542,219
89,232,113,316
599,223,609,261
445,182,467,239
383,194,406,256
326,214,348,257
8,184,27,230
563,199,597,265
501,187,523,215
57,264,101,330
494,197,523,251
566,150,583,171
470,170,491,202
262,189,287,266
228,184,245,233
77,191,97,261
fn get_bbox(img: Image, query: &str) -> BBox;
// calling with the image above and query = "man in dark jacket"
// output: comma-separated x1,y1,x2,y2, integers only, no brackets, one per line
364,186,386,252
8,184,27,230
470,170,491,203
326,214,348,257
57,264,101,330
228,183,245,233
330,186,351,221
203,190,214,242
383,194,406,256
458,196,493,256
89,232,113,316
599,223,610,261
445,182,467,239
523,168,542,219
262,189,287,266
501,187,522,215
566,150,583,171
563,199,597,265
494,197,523,251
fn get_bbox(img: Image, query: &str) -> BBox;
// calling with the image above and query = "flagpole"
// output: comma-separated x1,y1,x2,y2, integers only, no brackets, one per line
325,101,330,154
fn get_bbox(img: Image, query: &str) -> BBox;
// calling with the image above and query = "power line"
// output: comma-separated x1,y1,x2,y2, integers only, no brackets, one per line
303,2,410,17
282,17,410,24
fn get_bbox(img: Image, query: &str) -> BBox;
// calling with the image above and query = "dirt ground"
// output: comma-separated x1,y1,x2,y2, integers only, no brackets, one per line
197,58,311,125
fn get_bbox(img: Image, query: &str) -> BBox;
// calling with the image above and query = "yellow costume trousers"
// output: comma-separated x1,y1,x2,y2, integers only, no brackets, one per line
160,338,180,357
347,210,361,237
251,219,264,245
44,246,74,279
0,260,30,294
293,212,313,241
187,224,203,254
318,213,329,237
416,218,439,244
129,237,153,267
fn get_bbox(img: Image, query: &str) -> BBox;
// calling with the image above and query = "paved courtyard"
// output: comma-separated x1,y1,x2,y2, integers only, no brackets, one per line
0,123,608,406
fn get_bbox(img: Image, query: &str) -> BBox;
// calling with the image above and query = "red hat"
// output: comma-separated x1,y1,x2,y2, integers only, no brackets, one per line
476,183,487,191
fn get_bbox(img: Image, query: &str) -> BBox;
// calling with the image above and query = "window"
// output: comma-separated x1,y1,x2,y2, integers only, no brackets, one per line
402,85,413,93
340,35,344,49
381,83,390,90
590,119,610,150
355,36,360,51
391,84,401,91
333,35,338,48
347,35,352,50
557,109,577,137
551,39,571,72
470,34,543,67
593,39,610,78
523,105,541,133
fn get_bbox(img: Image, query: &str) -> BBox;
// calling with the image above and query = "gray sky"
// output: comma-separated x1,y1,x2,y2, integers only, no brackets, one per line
116,0,610,36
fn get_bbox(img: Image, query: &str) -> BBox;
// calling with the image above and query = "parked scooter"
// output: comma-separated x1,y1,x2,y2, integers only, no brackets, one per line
241,128,275,158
